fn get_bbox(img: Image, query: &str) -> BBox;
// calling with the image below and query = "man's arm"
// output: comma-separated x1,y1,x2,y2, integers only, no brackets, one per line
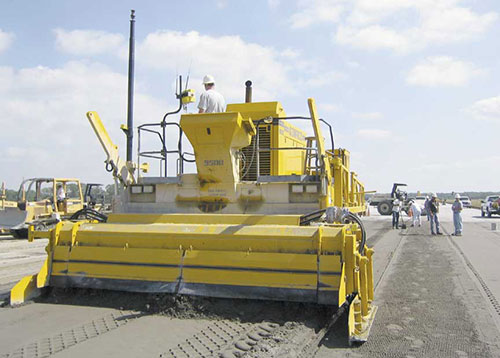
198,92,207,113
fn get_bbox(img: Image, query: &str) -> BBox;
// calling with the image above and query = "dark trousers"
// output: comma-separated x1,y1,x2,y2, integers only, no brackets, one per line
392,212,400,229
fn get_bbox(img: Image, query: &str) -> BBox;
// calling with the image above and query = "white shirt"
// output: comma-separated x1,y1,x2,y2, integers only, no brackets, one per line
410,202,421,214
392,199,401,213
198,89,225,113
57,187,66,201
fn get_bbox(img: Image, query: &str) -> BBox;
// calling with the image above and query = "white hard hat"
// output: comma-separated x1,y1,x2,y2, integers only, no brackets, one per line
431,193,437,198
455,193,461,199
202,75,215,85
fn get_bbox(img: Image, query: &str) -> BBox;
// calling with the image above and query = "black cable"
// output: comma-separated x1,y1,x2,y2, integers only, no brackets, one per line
105,162,114,173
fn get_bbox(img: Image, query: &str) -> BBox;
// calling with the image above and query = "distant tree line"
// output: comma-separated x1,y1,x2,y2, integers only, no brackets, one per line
367,191,500,201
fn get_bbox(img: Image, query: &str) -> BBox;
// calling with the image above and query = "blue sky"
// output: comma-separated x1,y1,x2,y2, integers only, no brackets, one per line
1,0,500,193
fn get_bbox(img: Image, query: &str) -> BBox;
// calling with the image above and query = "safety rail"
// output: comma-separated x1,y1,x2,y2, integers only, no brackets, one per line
328,150,367,214
137,121,193,177
350,172,366,208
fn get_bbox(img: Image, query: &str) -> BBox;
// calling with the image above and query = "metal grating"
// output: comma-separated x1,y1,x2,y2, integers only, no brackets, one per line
240,125,271,181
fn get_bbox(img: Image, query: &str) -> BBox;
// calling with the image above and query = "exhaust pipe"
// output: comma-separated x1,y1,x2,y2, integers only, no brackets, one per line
245,80,252,103
126,9,135,162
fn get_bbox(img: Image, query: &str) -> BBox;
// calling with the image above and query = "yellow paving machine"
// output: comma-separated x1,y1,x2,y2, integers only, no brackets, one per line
11,12,376,344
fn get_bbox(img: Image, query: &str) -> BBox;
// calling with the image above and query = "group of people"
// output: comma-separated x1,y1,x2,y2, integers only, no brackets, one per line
392,193,463,236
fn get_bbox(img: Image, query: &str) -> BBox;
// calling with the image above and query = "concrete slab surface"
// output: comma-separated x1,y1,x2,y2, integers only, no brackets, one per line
0,209,499,357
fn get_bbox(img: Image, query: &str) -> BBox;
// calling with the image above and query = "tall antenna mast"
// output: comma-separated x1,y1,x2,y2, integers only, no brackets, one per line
126,9,135,162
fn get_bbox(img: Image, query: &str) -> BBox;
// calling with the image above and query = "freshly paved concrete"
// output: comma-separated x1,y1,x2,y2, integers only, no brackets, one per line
316,208,500,357
0,236,46,302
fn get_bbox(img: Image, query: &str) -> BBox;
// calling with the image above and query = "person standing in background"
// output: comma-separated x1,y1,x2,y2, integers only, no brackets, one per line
424,195,431,221
451,193,463,236
429,193,443,235
410,200,421,227
392,198,402,229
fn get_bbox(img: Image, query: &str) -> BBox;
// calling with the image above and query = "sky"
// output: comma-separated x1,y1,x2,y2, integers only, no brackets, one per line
1,0,500,193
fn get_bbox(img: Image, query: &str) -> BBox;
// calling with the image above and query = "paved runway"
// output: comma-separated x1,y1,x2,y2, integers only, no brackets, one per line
1,208,500,357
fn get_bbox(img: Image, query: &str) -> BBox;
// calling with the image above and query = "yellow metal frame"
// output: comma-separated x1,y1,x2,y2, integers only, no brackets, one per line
329,149,367,214
12,98,375,344
87,111,136,186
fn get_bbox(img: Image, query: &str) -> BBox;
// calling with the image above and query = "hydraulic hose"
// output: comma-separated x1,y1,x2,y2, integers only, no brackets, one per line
299,208,367,255
344,212,367,255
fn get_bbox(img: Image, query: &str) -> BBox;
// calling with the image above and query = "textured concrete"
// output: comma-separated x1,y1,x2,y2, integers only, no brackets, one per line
316,209,500,357
1,210,500,357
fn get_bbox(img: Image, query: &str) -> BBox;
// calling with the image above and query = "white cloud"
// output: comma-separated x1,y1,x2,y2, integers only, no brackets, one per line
49,28,344,101
53,28,125,56
290,0,498,53
465,95,500,121
301,70,346,88
290,0,346,29
357,128,391,139
280,48,300,59
346,60,361,69
406,56,484,87
351,112,383,120
319,103,341,113
139,30,298,101
0,29,14,53
336,24,410,52
0,62,167,186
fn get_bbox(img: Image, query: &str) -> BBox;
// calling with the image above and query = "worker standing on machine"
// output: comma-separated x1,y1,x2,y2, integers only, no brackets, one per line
451,193,463,236
198,75,225,113
429,193,442,235
56,184,65,212
392,198,401,229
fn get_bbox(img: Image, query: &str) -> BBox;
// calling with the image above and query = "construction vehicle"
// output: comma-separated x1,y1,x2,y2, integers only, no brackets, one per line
0,178,84,238
13,97,376,342
83,183,108,211
11,11,376,344
0,182,18,234
369,183,408,215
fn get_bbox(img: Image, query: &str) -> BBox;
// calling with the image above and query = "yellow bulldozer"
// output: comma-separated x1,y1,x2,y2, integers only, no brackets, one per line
0,178,86,238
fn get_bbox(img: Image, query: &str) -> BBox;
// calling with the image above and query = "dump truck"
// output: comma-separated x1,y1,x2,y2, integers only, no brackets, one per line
0,178,85,238
369,183,408,215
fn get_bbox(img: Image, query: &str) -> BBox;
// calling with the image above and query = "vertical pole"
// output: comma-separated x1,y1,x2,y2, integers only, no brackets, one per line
126,9,135,162
245,80,252,103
